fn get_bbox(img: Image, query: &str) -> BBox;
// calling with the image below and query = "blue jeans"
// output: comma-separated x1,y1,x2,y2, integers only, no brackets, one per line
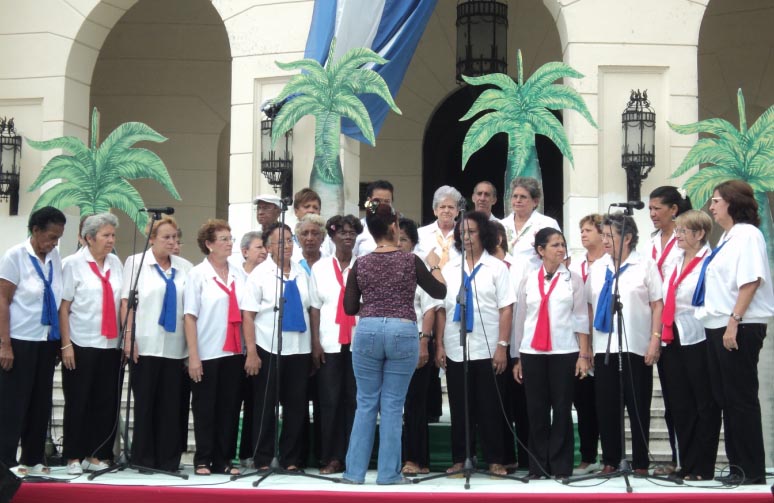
344,317,418,484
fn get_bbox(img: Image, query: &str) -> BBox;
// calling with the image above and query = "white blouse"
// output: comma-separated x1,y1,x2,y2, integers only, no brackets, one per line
61,247,123,349
500,210,560,269
511,264,589,357
661,244,710,346
242,259,311,355
120,251,192,359
441,251,516,362
650,230,681,280
416,221,459,264
354,218,377,257
695,223,774,329
586,251,662,357
184,259,246,361
309,256,357,353
0,240,63,342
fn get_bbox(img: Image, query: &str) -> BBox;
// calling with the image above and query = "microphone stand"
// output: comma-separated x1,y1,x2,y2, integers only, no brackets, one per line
565,206,679,492
90,210,187,480
414,208,527,489
232,198,333,487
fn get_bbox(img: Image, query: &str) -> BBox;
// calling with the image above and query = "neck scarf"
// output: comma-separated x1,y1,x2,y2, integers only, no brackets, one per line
213,276,242,353
436,229,453,268
282,277,307,332
593,263,630,333
453,262,483,332
153,263,177,332
531,267,561,351
28,255,60,341
87,261,117,339
299,259,311,275
691,240,728,307
662,251,706,343
332,258,356,344
652,235,677,279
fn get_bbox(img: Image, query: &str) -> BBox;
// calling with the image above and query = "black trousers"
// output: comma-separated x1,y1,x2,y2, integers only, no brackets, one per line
61,345,121,461
238,373,254,460
446,358,507,465
521,352,577,477
130,355,185,471
402,341,434,467
179,366,191,453
656,358,677,464
572,372,599,464
706,324,766,481
316,346,356,465
660,327,721,479
191,354,244,471
0,339,57,467
250,345,310,468
594,352,652,470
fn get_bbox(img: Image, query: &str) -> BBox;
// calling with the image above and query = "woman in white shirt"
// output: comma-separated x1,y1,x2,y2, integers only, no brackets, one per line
184,219,251,476
416,185,462,266
436,211,516,476
500,177,560,270
309,214,363,475
0,207,66,475
242,222,311,471
512,228,590,479
121,216,192,472
658,210,720,481
696,180,774,485
59,213,123,475
586,213,662,475
296,214,326,275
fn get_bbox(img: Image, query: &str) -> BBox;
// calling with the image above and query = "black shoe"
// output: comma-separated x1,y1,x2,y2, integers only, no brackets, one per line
716,474,743,485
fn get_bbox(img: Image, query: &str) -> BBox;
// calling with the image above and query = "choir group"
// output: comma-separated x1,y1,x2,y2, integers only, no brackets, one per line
0,177,771,486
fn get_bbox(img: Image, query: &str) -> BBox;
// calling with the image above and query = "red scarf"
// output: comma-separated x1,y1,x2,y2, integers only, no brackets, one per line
661,251,705,344
531,267,560,351
213,277,242,353
652,235,677,279
581,261,589,283
333,258,356,344
87,261,118,339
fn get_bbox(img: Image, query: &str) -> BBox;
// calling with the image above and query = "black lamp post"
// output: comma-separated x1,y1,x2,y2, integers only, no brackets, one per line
456,0,507,83
621,90,655,203
0,117,21,216
260,101,293,199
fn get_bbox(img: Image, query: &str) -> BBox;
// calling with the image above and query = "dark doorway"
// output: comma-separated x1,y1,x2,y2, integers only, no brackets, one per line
421,85,563,227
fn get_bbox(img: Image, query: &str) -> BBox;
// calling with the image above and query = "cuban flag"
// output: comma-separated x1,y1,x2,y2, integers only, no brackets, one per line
304,0,438,144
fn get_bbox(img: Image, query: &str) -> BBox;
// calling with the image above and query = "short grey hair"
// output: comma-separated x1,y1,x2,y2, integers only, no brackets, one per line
81,212,119,240
510,177,542,201
432,185,464,210
295,213,326,235
240,231,262,250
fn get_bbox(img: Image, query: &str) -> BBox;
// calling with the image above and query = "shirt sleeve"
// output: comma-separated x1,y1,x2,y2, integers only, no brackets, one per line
343,261,361,315
61,258,77,302
493,260,517,309
736,227,769,287
571,271,590,335
120,255,135,299
510,273,528,358
241,270,264,313
645,260,663,302
0,248,20,285
308,266,323,310
183,268,202,317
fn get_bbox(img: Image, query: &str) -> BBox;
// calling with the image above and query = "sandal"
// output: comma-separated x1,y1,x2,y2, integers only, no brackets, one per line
320,460,344,475
401,461,420,476
653,463,675,476
18,464,50,476
488,463,507,477
446,462,465,478
683,474,704,481
285,465,304,473
225,465,240,476
194,465,211,476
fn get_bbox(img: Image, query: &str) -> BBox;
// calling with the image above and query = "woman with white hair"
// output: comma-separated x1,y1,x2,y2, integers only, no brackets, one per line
296,214,327,275
500,177,560,269
416,185,463,267
59,213,123,475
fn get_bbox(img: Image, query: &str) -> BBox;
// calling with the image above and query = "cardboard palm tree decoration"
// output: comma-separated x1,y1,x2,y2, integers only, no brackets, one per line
270,40,401,216
669,88,774,264
460,50,598,203
27,107,180,232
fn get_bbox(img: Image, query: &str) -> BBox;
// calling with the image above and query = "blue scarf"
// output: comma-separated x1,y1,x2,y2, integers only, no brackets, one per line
691,240,728,307
593,263,630,333
453,263,483,332
153,263,177,332
299,259,312,275
282,278,307,332
28,255,60,341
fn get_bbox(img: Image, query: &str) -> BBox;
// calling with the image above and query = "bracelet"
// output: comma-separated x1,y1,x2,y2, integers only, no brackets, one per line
496,340,509,348
731,312,743,322
61,343,73,350
579,354,592,361
429,265,441,272
652,332,662,340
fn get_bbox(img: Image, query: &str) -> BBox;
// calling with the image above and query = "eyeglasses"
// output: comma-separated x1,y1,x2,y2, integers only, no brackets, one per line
270,238,295,247
215,236,235,243
675,228,696,235
336,230,358,237
710,197,723,204
256,205,277,212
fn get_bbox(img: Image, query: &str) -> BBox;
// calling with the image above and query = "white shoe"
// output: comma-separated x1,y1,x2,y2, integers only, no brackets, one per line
67,461,84,475
81,459,110,472
572,461,601,475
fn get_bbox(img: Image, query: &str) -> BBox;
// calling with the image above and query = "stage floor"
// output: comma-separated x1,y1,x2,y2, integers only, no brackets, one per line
10,465,773,503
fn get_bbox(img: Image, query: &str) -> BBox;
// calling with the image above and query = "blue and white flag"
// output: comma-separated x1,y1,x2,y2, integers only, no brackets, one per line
304,0,437,144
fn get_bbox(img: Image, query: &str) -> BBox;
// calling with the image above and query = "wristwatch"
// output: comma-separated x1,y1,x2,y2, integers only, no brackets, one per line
497,340,509,348
419,332,432,339
731,313,743,322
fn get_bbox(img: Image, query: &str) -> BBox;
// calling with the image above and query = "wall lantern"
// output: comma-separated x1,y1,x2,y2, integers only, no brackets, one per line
260,100,293,199
0,117,21,216
455,0,508,83
621,90,656,203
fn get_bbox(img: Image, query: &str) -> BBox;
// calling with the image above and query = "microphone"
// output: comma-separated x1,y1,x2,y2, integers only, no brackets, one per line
140,206,175,215
610,201,645,210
